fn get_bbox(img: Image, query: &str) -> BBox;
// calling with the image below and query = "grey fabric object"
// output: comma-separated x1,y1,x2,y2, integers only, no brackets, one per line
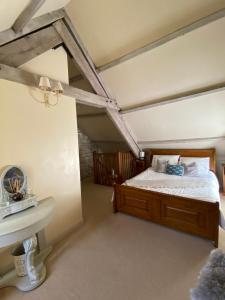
190,249,225,300
155,159,168,173
183,162,199,177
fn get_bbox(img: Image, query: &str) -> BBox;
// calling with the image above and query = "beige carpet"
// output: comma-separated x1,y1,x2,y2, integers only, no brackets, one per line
1,180,225,300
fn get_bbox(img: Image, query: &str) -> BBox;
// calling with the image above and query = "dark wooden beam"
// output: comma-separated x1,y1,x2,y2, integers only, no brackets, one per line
0,9,65,46
12,0,46,33
98,8,225,72
0,27,62,67
0,64,117,110
121,82,225,114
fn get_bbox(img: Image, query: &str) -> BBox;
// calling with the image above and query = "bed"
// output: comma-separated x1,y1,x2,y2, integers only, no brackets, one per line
114,149,221,247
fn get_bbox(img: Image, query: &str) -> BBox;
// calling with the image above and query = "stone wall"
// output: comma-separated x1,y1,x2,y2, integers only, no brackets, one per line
78,128,99,180
78,128,129,180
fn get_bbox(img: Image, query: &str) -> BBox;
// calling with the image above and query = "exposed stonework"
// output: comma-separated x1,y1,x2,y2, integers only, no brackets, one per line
78,128,99,180
78,128,129,180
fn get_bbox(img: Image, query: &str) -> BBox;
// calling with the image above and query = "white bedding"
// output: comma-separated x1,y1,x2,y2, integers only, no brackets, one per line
124,167,225,228
125,167,220,202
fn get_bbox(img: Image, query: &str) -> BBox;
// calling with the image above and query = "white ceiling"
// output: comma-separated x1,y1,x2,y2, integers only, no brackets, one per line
78,114,124,142
124,92,225,142
67,0,225,66
101,17,225,109
76,104,104,116
66,0,225,155
0,0,70,31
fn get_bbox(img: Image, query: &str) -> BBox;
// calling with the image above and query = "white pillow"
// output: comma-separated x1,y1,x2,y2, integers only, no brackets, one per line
155,159,168,173
183,162,199,177
152,155,180,170
180,157,210,176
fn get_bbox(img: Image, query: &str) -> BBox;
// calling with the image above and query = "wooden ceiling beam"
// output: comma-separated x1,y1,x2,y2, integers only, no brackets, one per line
62,10,113,99
53,20,109,98
12,0,46,33
106,108,140,157
0,64,117,110
0,5,140,156
54,13,140,156
0,9,65,46
62,11,96,74
121,82,225,114
98,8,225,72
0,27,62,67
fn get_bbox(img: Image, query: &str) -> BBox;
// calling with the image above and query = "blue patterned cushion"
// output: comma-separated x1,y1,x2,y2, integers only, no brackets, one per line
166,164,184,176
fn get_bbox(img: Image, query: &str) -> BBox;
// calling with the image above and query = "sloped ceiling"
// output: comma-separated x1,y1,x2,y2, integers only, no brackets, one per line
76,104,103,116
78,114,124,142
0,0,70,31
66,0,225,164
66,0,225,67
125,93,225,142
101,17,225,109
67,56,93,92
76,104,124,142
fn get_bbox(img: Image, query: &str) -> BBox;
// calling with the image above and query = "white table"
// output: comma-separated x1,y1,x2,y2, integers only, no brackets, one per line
0,197,54,291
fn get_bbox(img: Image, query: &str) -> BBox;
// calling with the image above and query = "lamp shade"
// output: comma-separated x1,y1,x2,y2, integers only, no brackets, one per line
53,81,63,94
39,76,51,91
139,151,145,159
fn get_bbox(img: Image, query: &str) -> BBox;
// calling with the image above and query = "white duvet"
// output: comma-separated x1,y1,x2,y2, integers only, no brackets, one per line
124,168,225,228
125,167,220,203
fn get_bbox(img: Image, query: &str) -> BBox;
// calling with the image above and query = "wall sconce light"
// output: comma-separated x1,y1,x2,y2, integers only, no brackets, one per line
37,76,63,107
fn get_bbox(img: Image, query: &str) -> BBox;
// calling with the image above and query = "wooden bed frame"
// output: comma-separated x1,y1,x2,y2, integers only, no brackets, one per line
114,149,220,247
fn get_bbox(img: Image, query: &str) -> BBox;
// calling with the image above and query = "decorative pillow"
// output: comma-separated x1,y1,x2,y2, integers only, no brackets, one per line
182,162,200,177
155,159,168,173
152,155,180,170
166,164,184,176
180,157,210,176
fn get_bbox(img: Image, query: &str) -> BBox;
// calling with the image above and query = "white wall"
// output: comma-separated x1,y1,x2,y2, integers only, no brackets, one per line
0,47,82,273
20,47,69,83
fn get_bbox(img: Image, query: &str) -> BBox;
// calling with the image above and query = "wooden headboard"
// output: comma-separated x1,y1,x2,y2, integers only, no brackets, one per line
145,148,216,172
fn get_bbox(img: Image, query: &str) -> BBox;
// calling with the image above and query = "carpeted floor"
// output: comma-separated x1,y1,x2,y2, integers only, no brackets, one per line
1,180,225,300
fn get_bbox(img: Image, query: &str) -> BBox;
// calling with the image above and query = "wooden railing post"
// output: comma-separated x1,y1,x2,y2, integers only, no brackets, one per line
93,151,137,186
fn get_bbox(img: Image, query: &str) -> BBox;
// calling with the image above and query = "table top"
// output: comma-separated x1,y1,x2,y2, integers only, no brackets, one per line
0,197,54,248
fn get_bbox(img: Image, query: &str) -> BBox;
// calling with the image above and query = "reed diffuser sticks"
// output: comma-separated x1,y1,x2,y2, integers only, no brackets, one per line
8,178,22,194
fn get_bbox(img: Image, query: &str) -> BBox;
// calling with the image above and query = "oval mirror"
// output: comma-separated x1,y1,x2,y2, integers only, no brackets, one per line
3,167,25,194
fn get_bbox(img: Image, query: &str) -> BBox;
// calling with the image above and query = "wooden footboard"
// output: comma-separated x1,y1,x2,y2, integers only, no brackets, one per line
114,184,219,247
